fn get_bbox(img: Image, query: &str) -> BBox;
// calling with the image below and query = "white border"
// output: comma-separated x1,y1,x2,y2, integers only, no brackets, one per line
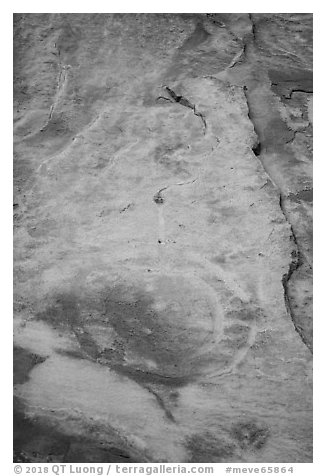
3,2,322,473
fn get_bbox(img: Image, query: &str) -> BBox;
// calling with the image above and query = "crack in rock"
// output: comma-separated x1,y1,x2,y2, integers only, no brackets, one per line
161,86,207,133
144,386,176,423
271,83,313,100
248,13,257,41
242,84,311,353
286,88,313,100
279,194,312,351
120,203,133,213
243,86,263,160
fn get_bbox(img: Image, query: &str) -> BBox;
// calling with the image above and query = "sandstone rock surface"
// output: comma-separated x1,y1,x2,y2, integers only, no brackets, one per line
13,13,313,463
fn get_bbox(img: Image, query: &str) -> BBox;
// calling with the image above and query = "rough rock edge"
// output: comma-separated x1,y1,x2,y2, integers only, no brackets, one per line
241,28,312,353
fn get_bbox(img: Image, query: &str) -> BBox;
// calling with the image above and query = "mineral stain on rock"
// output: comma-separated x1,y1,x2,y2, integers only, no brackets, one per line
288,189,313,203
14,347,47,385
34,279,220,388
179,21,211,51
231,421,270,450
14,398,137,463
186,432,236,463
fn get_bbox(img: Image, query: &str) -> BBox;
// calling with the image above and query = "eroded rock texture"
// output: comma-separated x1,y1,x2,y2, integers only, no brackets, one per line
13,13,313,463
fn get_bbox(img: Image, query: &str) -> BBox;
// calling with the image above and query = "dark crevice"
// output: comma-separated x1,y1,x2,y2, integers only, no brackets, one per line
243,86,262,157
156,96,173,103
271,83,313,100
252,142,261,156
242,41,248,58
286,88,313,99
160,86,207,133
120,203,133,213
248,14,257,41
285,130,298,144
145,386,176,423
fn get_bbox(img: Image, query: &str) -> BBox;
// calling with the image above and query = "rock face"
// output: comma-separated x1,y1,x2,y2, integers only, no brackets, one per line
13,14,312,463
